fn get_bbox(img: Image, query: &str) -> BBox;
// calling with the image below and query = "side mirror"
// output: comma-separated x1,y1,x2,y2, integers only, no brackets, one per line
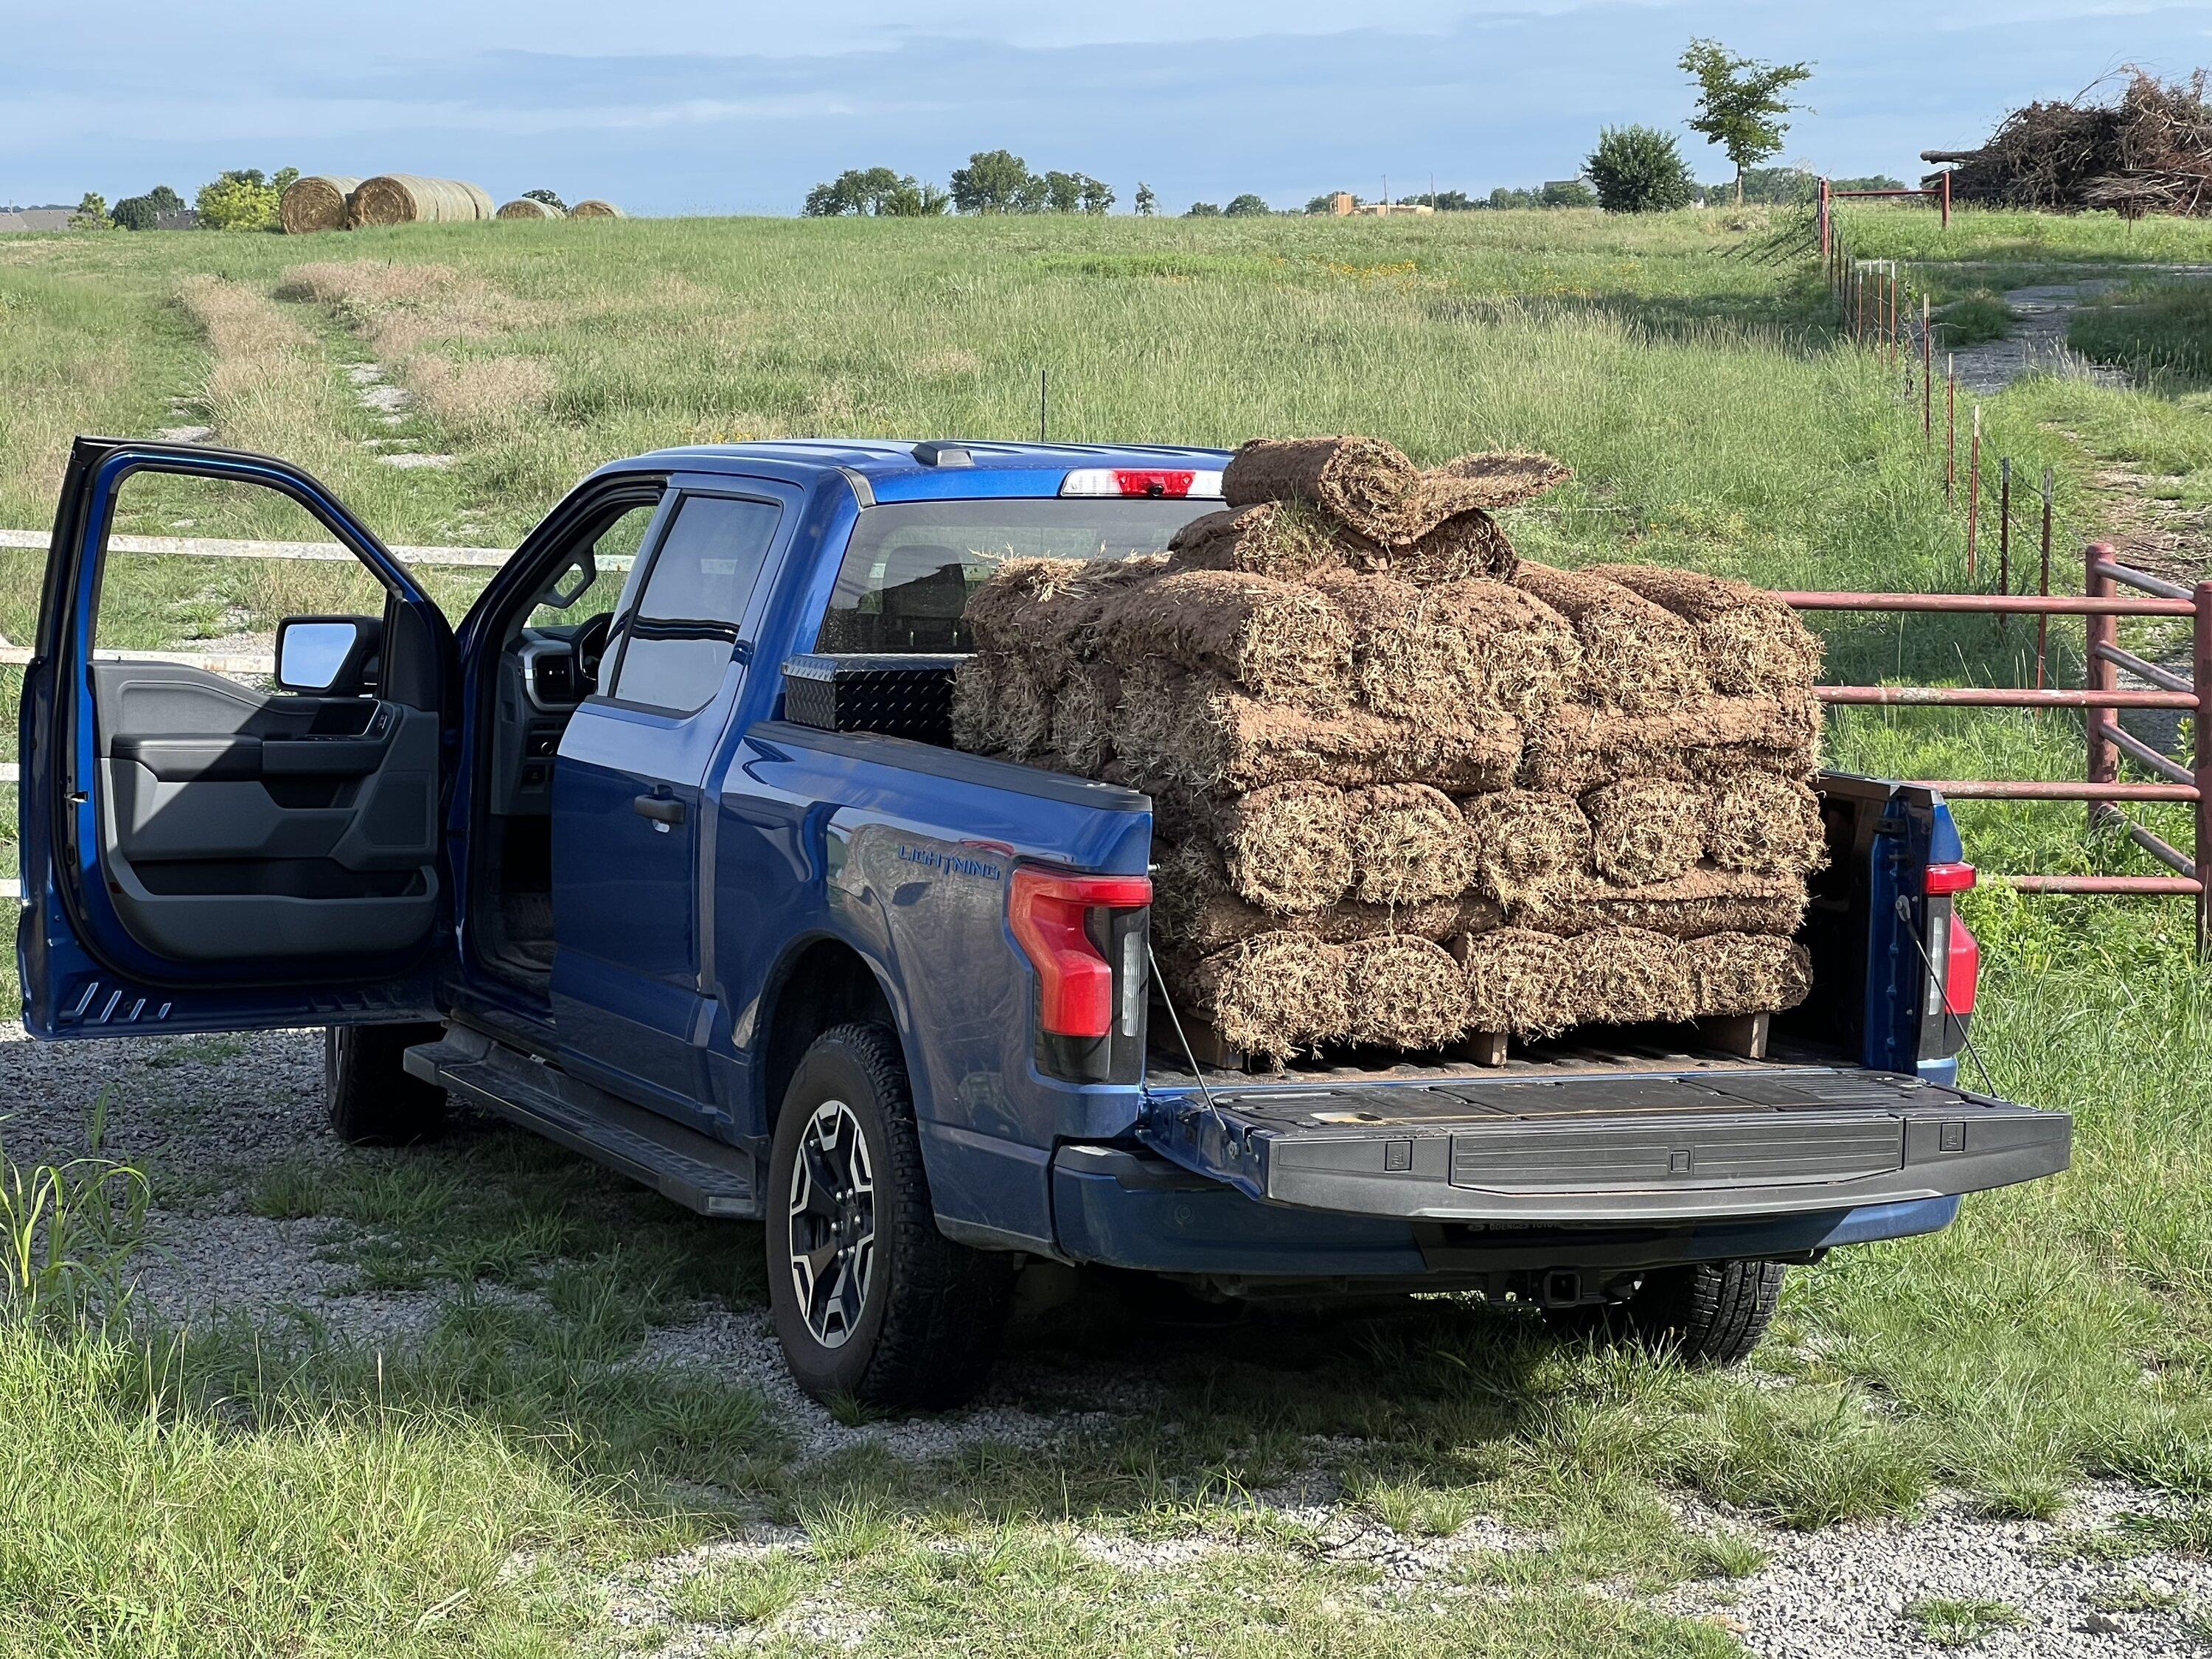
275,614,381,696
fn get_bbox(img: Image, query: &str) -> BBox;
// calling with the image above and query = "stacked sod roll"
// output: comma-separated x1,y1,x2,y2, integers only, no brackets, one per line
950,436,1826,1062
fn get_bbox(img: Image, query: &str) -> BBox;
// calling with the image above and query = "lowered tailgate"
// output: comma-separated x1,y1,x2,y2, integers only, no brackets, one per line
1138,1067,2070,1223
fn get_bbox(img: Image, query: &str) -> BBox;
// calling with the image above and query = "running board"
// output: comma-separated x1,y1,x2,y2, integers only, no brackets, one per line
1139,1067,2071,1223
403,1024,759,1217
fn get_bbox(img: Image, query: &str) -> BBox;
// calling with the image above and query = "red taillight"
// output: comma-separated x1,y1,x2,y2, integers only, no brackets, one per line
1114,469,1193,498
1007,869,1151,1037
1059,467,1223,498
1944,912,1979,1017
1924,861,1977,895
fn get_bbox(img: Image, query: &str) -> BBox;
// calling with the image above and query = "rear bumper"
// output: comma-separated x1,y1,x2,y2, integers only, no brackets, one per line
1050,1143,1964,1279
1135,1067,2072,1225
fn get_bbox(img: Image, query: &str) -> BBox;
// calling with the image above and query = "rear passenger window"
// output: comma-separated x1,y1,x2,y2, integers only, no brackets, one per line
611,494,782,712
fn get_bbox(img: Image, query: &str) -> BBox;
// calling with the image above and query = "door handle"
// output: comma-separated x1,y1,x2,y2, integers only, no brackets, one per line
633,793,686,827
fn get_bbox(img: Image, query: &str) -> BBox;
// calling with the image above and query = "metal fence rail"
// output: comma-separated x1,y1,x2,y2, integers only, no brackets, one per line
1778,541,2212,953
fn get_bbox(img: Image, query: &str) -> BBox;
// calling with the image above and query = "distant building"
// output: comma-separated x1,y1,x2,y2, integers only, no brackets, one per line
1352,201,1434,217
153,210,198,231
1325,192,1357,216
0,208,77,232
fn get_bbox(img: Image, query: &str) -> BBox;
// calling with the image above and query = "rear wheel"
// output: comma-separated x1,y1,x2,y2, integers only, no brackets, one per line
766,1022,1016,1408
324,1022,448,1146
1550,1259,1787,1368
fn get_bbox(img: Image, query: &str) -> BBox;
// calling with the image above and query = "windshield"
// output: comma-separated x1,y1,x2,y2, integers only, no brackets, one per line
814,497,1214,654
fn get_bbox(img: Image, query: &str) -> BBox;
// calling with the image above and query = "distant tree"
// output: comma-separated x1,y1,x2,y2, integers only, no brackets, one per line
950,150,1037,214
1077,175,1115,214
1829,173,1905,195
195,168,286,231
111,195,158,231
1680,38,1813,206
803,167,940,216
1040,170,1083,213
1304,192,1349,214
1183,201,1222,217
1224,192,1270,217
1427,189,1475,211
881,179,950,216
1133,181,1156,216
69,192,114,230
145,184,184,215
1537,178,1597,208
1485,186,1536,209
1585,126,1696,213
523,187,567,212
272,167,299,195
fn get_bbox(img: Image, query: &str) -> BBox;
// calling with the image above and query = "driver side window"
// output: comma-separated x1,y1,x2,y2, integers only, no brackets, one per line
529,504,653,638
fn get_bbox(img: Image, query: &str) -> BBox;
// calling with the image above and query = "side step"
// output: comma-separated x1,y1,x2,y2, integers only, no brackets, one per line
404,1023,760,1218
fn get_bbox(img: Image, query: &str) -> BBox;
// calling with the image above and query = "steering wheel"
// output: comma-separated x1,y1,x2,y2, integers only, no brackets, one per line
573,611,613,684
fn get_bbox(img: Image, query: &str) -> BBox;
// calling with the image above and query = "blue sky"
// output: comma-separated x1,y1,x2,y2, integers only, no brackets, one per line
7,1,2209,214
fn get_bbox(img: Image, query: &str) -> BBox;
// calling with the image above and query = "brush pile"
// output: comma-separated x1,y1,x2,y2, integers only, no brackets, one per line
951,436,1826,1062
1922,69,2212,218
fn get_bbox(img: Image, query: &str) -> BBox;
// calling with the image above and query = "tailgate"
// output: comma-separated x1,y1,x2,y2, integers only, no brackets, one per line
1138,1068,2070,1222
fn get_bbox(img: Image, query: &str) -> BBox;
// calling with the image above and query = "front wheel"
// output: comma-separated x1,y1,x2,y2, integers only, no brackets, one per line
324,1022,447,1146
765,1022,1016,1409
1548,1259,1787,1368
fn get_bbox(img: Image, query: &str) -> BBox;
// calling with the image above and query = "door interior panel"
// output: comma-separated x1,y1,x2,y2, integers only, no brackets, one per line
89,661,438,960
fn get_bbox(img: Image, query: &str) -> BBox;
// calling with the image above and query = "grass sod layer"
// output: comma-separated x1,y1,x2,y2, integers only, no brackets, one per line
2,203,2212,1649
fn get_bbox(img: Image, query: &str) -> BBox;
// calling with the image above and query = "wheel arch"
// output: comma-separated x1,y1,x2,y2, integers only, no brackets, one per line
756,933,905,1138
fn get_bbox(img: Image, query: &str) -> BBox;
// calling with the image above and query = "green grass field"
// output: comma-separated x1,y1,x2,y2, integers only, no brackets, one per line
4,203,2212,1655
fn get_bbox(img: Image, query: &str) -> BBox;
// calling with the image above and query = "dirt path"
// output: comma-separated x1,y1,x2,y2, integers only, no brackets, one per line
1926,264,2212,398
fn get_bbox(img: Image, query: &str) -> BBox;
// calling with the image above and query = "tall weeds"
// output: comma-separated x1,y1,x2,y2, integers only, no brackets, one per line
0,1094,150,1329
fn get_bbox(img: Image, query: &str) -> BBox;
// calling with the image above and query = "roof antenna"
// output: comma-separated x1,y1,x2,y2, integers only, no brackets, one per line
1038,368,1048,442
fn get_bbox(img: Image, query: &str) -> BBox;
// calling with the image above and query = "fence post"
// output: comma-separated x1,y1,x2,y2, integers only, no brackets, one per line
1922,294,1933,440
2196,581,2212,959
1946,358,1956,505
1966,406,1982,577
1940,169,1951,230
2087,543,2117,834
1818,176,1831,264
1999,456,2012,602
2037,467,2053,689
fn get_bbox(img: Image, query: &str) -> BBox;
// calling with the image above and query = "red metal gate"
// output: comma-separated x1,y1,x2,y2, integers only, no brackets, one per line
1778,543,2212,953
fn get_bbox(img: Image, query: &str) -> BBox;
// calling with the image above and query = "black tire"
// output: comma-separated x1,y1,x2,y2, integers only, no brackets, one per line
1551,1259,1787,1368
765,1022,1016,1409
324,1022,448,1147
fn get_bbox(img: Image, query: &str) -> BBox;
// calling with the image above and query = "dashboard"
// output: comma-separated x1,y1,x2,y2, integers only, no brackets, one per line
493,613,611,813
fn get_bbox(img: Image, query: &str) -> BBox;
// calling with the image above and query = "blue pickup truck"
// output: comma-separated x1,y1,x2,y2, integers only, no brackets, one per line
18,436,2070,1405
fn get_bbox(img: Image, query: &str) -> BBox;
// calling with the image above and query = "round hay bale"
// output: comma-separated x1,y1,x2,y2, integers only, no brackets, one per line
1708,773,1829,874
1346,783,1475,905
1582,778,1707,886
279,175,362,234
568,199,624,218
347,175,494,227
1513,563,1708,713
1343,935,1470,1049
1597,565,1823,696
1461,790,1591,905
1683,933,1813,1017
1460,928,1580,1037
497,197,563,220
1216,782,1354,914
1097,568,1354,709
1562,927,1694,1026
1186,933,1351,1060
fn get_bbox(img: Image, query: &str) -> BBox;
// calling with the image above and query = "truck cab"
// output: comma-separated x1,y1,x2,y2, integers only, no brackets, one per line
17,436,2070,1407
